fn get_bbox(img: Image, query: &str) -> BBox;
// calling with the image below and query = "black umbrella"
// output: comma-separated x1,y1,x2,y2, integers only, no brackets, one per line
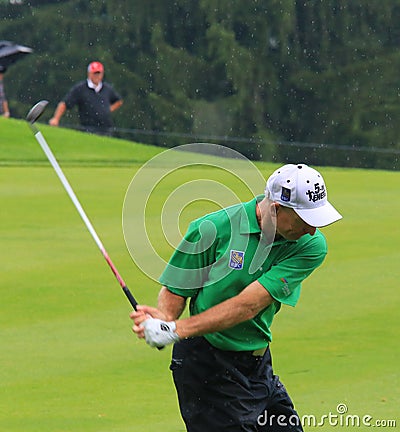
0,40,33,72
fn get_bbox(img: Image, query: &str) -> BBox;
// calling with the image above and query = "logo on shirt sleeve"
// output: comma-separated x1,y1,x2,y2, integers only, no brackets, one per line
280,277,291,296
229,250,245,270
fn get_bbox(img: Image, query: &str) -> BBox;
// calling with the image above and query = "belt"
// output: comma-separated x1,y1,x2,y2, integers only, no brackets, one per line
188,337,268,358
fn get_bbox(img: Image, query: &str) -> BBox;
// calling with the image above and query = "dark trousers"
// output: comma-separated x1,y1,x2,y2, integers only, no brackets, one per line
170,337,303,432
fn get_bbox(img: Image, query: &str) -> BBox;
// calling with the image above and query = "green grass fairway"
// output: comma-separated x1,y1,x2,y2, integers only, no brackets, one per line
1,118,399,431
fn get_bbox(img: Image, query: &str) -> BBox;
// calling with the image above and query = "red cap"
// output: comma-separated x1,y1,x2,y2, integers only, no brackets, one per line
87,61,104,73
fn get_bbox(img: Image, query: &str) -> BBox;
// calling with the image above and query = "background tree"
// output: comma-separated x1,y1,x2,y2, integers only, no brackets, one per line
1,0,400,169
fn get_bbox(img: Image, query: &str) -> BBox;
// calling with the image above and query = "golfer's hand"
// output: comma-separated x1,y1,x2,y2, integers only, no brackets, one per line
141,318,180,348
130,305,167,339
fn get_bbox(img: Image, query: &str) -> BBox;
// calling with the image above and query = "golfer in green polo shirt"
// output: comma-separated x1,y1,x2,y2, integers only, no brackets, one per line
131,164,342,432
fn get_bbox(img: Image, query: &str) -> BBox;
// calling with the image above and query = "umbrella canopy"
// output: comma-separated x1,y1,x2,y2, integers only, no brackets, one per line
0,40,33,72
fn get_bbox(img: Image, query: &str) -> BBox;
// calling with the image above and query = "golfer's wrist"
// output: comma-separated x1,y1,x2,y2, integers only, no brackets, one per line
174,321,188,339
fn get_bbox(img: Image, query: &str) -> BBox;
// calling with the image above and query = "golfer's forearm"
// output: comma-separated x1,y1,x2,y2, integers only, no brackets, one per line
175,281,273,339
158,286,187,321
175,304,243,338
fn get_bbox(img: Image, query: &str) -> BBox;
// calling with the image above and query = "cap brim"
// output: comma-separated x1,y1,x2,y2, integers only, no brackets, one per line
294,202,342,227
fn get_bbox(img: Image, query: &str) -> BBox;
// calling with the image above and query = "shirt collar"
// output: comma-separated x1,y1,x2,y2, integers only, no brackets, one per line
239,195,296,245
239,196,263,234
87,78,103,93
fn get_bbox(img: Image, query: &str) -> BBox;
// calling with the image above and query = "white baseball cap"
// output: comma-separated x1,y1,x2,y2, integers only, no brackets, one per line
265,164,342,227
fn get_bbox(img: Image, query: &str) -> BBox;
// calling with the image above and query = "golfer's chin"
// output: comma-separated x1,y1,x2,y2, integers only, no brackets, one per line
278,231,304,241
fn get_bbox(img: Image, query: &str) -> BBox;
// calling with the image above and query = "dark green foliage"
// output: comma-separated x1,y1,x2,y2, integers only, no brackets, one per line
1,0,400,169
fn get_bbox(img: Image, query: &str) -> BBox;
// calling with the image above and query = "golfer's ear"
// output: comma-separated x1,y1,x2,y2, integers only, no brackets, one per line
271,202,280,214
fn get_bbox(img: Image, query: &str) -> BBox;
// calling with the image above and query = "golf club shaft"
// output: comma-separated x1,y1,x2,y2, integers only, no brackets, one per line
34,130,138,310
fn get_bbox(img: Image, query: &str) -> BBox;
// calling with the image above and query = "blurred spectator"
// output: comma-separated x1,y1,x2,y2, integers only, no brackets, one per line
0,66,10,118
49,61,123,135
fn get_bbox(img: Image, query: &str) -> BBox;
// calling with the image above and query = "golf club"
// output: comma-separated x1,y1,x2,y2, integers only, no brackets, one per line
26,100,138,310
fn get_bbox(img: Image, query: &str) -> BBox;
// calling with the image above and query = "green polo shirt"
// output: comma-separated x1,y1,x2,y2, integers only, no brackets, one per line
159,196,327,351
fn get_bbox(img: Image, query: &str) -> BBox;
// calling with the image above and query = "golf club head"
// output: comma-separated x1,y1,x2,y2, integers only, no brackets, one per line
26,100,49,124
